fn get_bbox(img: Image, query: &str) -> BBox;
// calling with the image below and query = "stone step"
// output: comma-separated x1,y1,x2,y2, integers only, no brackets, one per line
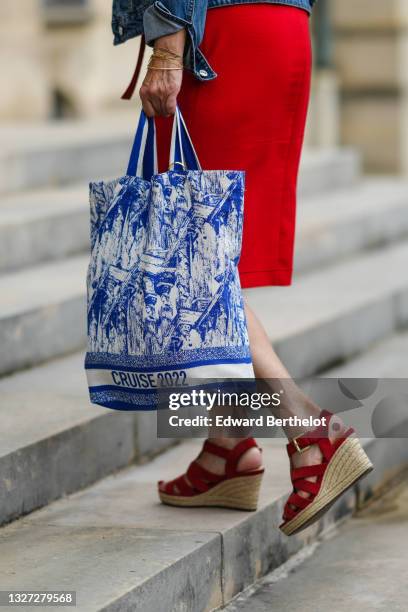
325,331,408,378
2,239,408,378
1,361,406,612
0,352,174,527
0,254,88,376
1,172,402,276
0,111,359,195
245,239,408,376
297,147,361,198
0,183,89,273
223,481,408,612
295,176,408,274
0,113,135,195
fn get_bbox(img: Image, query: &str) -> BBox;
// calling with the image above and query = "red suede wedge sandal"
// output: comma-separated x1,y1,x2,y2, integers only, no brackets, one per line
158,438,264,511
280,410,373,536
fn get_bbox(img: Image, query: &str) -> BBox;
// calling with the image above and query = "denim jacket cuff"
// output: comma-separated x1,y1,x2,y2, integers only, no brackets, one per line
143,5,184,46
153,1,217,81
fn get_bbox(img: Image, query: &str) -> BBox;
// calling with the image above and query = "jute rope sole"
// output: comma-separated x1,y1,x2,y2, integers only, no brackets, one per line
159,472,264,511
280,438,373,536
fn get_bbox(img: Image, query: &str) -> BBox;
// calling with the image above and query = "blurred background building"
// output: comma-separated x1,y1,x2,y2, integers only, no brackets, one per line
2,0,408,173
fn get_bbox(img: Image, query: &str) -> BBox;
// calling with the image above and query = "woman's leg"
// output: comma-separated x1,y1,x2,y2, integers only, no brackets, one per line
244,301,350,502
244,301,322,436
159,303,347,495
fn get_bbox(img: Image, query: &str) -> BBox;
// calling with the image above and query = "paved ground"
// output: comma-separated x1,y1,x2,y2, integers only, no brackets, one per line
223,478,408,612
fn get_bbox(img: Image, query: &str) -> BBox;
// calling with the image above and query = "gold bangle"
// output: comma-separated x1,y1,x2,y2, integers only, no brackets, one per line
151,50,182,61
148,54,183,70
148,66,183,70
154,47,183,60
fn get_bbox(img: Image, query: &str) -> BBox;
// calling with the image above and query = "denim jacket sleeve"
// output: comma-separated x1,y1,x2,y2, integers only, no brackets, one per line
147,1,216,81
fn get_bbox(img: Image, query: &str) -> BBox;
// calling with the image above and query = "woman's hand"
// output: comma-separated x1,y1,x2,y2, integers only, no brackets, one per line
140,30,186,117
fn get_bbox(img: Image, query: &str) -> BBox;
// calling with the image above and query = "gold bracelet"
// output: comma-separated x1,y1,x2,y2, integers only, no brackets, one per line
148,53,183,70
150,49,184,69
154,47,183,60
148,59,183,70
151,49,181,61
148,65,183,70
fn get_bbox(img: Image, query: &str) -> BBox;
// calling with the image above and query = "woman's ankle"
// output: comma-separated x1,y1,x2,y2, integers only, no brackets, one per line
206,436,244,449
282,406,348,444
199,437,263,474
280,401,322,440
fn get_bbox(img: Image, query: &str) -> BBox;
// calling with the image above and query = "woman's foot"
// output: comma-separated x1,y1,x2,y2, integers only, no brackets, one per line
158,437,264,511
158,437,263,493
289,412,349,502
280,410,373,535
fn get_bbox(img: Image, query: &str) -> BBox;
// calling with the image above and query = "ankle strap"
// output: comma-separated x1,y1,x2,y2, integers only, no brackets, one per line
287,411,354,458
203,440,231,460
203,438,260,478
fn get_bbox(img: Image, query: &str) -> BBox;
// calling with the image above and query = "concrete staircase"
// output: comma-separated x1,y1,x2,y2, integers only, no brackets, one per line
1,116,408,611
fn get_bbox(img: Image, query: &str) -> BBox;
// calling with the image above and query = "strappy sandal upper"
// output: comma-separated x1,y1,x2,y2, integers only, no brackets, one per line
159,438,264,497
282,410,354,523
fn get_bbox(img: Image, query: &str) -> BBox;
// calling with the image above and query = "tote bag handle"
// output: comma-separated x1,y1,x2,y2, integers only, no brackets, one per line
126,111,157,178
127,106,201,179
169,107,201,172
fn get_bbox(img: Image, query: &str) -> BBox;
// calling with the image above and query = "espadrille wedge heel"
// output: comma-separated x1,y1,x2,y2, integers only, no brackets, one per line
158,438,264,511
280,410,373,536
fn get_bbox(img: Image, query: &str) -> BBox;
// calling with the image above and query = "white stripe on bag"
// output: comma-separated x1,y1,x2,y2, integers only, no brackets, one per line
86,362,255,391
136,118,149,178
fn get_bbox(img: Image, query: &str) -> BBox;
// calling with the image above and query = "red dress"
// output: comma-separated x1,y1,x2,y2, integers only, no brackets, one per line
155,4,312,288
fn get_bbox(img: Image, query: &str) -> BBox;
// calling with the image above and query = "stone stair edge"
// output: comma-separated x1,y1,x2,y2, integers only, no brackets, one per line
0,173,403,229
0,397,175,527
0,141,361,195
295,177,408,274
212,433,408,610
0,112,137,150
1,432,406,612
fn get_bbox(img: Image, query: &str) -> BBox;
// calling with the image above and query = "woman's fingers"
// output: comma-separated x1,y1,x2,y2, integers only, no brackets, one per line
140,95,156,118
164,91,178,116
139,78,157,117
140,69,182,117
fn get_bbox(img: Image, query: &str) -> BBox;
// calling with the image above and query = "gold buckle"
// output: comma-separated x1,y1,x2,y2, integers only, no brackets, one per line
292,435,311,454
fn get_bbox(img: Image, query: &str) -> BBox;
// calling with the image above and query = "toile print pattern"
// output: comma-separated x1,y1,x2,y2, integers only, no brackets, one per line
86,170,250,357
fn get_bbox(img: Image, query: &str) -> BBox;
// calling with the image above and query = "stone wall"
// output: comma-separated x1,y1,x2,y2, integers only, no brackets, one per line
0,0,49,120
0,0,147,121
332,0,408,173
43,0,148,117
3,0,408,176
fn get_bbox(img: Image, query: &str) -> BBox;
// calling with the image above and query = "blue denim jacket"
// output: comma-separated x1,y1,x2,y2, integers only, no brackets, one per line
112,1,316,81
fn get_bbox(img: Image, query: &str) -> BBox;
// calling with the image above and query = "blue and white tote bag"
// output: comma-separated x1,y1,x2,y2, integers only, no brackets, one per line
85,107,254,410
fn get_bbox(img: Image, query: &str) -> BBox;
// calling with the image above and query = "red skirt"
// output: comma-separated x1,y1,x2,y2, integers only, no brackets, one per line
155,4,312,288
